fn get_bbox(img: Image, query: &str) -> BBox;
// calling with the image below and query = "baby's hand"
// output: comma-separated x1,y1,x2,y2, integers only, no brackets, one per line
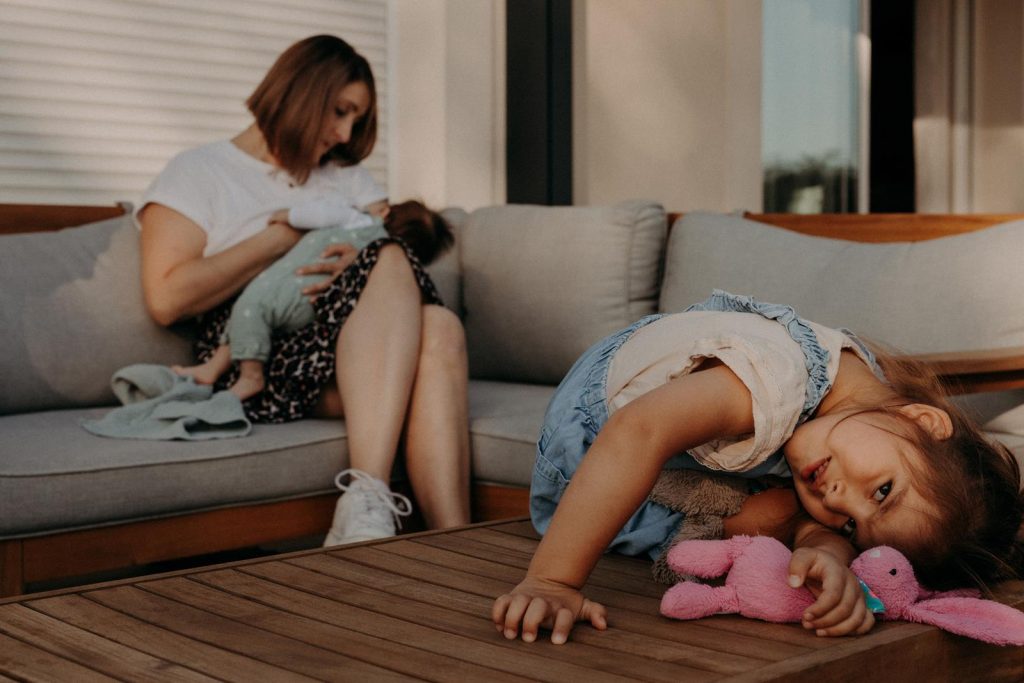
297,243,358,301
491,576,607,645
788,547,874,637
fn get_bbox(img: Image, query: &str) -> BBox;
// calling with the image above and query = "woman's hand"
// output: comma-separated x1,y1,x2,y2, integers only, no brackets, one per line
297,243,359,301
491,576,607,645
788,547,875,636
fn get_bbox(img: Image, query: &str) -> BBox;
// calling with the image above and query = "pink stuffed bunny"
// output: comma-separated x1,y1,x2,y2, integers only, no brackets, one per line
660,535,1024,646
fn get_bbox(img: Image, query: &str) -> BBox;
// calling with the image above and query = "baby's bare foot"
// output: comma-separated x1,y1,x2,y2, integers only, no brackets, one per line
172,363,222,385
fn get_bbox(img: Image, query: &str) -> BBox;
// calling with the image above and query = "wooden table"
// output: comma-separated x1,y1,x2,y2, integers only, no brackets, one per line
0,518,1021,682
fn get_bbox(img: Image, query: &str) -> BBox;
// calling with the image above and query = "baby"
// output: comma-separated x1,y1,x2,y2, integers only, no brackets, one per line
175,198,453,399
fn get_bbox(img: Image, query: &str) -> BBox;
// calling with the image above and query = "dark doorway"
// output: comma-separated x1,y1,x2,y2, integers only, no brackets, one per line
870,1,916,211
506,0,572,205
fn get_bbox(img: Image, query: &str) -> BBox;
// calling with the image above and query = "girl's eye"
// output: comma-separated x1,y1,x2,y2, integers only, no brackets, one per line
841,518,856,536
873,481,893,503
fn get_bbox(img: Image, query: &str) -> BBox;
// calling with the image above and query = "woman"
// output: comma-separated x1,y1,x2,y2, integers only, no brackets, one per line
137,35,471,546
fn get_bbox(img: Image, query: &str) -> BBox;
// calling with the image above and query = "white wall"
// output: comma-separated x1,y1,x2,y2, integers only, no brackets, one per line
390,0,505,211
572,0,763,212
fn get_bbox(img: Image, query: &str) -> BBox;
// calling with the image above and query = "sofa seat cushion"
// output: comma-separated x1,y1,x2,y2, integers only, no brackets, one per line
468,380,553,487
0,409,349,539
660,212,1024,354
462,200,666,384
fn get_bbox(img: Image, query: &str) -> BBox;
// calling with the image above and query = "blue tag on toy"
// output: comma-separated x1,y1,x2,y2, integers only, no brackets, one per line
858,579,885,614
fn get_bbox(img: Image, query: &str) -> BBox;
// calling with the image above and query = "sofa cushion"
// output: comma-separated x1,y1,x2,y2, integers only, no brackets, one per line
468,379,554,487
0,409,348,538
462,200,666,384
0,213,195,415
660,212,1024,354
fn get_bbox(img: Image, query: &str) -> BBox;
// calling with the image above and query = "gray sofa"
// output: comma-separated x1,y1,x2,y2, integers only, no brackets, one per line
3,200,1024,595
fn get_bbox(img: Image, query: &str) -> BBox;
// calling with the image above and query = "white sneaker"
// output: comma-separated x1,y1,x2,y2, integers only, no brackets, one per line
323,468,413,547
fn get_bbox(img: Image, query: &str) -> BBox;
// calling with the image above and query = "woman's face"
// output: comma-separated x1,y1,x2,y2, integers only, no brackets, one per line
317,80,371,162
784,410,939,549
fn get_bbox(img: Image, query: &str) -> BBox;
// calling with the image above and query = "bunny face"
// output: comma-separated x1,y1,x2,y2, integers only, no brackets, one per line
850,546,920,615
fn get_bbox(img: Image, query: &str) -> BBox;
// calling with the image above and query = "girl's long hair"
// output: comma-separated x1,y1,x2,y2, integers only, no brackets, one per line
868,347,1024,591
247,35,377,185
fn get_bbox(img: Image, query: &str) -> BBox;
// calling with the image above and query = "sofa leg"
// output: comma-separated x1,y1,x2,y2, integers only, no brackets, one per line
0,540,24,598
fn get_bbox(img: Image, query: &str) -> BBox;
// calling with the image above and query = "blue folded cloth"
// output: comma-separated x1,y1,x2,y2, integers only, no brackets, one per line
81,364,251,440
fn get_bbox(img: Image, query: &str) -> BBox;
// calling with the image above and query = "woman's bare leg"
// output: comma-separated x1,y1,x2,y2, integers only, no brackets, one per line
333,244,421,481
403,305,471,529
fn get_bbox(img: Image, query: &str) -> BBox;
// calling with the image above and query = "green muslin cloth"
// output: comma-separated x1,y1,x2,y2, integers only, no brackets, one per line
81,364,251,440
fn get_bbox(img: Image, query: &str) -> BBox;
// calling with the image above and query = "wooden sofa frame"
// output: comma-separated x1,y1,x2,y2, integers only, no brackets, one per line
2,203,1024,597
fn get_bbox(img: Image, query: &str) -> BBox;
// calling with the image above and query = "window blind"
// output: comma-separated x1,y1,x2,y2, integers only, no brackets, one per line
0,0,389,205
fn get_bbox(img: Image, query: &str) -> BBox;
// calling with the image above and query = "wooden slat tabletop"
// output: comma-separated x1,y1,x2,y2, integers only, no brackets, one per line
1,518,1021,681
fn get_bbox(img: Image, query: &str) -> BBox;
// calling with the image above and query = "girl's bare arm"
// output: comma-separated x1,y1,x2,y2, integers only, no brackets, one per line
494,364,755,643
139,203,301,325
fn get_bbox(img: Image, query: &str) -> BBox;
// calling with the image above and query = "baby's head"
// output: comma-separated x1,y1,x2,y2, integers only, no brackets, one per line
384,200,454,265
788,352,1023,591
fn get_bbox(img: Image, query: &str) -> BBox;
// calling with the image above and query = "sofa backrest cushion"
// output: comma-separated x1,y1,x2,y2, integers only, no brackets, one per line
462,200,666,384
660,211,1024,354
0,213,195,415
425,207,467,314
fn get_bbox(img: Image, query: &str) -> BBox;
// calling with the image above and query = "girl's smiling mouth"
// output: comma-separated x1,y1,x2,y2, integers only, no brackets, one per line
801,457,831,487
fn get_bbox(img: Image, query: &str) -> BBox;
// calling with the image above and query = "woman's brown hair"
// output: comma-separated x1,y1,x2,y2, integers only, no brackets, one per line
247,35,377,185
865,348,1024,592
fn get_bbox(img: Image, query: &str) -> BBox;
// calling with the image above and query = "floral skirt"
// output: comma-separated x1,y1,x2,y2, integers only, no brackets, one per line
195,238,443,423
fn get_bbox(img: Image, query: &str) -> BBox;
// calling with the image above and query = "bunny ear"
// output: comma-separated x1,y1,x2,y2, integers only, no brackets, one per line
904,597,1024,646
666,539,739,577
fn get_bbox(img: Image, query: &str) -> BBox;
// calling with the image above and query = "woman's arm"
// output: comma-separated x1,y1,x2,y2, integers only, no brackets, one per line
494,364,755,643
139,203,301,325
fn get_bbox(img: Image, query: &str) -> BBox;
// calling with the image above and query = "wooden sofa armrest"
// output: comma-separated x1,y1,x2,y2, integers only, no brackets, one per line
909,347,1024,395
0,203,127,235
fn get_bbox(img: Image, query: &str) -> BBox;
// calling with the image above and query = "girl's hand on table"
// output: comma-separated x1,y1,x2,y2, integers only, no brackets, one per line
492,576,607,645
788,547,875,636
297,243,358,301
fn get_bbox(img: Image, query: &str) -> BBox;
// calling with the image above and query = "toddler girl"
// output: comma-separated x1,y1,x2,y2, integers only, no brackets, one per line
493,290,1023,644
175,198,453,399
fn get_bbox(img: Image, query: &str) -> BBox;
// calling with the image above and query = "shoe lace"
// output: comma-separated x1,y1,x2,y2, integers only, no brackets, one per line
333,468,413,530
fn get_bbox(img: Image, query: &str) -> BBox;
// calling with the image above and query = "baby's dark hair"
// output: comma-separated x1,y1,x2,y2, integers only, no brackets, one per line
867,349,1024,592
384,200,454,265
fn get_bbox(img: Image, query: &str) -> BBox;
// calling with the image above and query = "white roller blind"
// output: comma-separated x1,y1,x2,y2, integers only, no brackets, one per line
0,0,389,205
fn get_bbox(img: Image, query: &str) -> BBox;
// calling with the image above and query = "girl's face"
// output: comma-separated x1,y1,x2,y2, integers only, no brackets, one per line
784,409,941,549
317,80,371,162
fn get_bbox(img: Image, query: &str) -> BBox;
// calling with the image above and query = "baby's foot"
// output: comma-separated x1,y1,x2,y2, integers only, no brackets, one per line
228,373,265,401
172,363,222,385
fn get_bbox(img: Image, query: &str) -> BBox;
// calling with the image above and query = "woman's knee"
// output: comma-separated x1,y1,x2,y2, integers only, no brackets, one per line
370,243,415,280
420,305,467,364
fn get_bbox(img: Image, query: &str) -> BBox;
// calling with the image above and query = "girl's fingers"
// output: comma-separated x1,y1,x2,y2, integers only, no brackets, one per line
805,579,860,628
492,594,512,632
501,594,532,639
814,599,872,637
551,607,576,645
583,599,608,630
521,598,552,643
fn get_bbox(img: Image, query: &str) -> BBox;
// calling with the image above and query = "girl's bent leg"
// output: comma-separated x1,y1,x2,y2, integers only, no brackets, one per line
403,305,471,529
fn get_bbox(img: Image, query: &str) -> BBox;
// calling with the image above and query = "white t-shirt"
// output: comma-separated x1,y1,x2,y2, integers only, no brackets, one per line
606,310,877,473
138,140,387,257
